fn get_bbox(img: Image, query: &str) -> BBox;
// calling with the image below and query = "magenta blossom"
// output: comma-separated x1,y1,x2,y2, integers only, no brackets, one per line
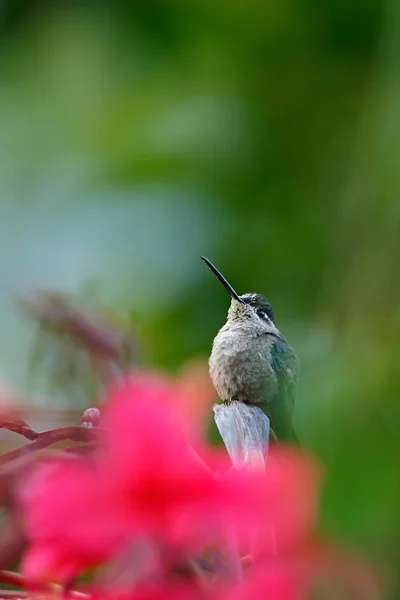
19,373,321,586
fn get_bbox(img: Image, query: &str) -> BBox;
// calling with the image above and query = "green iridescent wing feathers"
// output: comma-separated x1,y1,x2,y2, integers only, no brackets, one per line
268,337,299,442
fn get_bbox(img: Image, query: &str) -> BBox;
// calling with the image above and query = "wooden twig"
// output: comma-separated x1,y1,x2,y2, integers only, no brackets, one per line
212,402,271,582
213,401,270,467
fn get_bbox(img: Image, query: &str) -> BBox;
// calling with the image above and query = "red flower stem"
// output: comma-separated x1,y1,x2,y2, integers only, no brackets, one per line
225,529,243,584
0,572,90,599
0,419,38,441
0,427,106,465
0,571,27,588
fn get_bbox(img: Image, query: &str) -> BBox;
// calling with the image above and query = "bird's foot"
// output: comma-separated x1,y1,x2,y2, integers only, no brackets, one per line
223,397,242,406
224,398,238,406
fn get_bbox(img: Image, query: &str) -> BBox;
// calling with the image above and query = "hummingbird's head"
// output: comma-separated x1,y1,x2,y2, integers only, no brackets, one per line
201,257,279,336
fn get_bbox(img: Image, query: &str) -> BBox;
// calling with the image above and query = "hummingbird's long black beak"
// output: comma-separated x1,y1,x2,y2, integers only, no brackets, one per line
201,256,244,303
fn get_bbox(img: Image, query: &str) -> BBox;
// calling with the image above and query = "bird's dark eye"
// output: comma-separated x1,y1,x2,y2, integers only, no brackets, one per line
257,309,267,319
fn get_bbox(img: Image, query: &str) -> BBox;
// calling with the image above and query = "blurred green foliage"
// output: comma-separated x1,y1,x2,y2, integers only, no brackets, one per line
1,0,400,594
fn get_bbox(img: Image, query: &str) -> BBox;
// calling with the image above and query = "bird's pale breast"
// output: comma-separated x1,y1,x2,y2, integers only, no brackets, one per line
209,325,278,404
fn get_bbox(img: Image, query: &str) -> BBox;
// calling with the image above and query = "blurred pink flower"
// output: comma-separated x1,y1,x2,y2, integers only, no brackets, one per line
168,360,217,440
223,562,306,600
92,581,211,600
258,446,322,553
19,372,322,588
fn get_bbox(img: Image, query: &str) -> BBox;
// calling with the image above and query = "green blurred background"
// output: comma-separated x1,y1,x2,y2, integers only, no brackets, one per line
0,0,399,593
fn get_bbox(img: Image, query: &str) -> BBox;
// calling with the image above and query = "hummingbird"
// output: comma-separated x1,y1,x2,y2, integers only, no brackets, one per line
201,256,299,442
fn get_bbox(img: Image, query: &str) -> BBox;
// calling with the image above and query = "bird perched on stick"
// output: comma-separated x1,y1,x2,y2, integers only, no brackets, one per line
202,256,299,442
